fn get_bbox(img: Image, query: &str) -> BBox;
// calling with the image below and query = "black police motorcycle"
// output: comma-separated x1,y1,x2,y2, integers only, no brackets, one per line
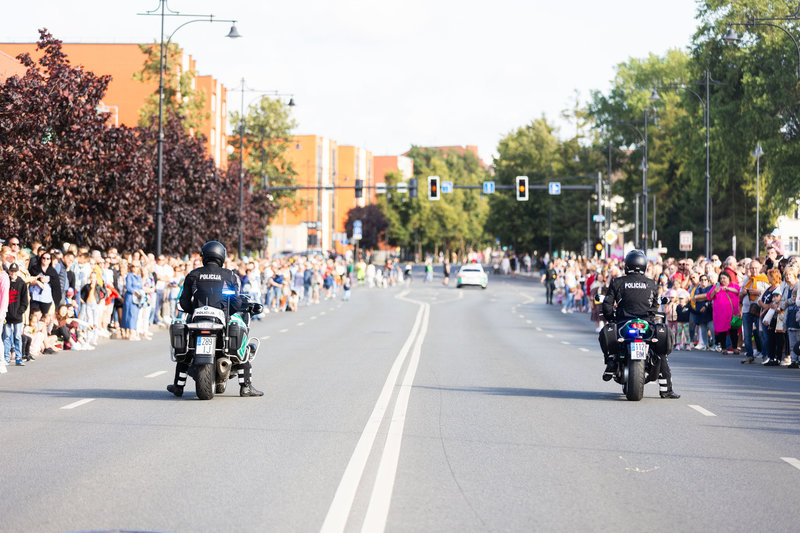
169,289,261,400
602,310,671,401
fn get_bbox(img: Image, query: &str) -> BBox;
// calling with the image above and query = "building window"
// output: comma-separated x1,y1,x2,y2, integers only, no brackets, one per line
211,128,216,146
211,93,216,112
790,236,799,254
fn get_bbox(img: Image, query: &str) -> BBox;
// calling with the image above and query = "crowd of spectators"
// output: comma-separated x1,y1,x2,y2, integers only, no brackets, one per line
0,237,393,375
535,232,800,368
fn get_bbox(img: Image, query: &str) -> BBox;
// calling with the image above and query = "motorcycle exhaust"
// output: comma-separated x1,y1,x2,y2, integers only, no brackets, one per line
217,357,232,380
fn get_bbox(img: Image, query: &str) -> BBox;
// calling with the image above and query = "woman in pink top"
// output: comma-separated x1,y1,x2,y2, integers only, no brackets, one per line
706,270,741,354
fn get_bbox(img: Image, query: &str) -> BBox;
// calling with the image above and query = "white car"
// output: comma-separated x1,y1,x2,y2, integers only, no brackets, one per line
456,263,488,289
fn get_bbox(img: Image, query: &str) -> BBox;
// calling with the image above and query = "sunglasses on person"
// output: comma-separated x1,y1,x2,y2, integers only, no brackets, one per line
41,255,51,260
9,240,20,247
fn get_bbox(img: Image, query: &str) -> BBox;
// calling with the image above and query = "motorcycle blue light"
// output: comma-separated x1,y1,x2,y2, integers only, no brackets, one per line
222,289,235,296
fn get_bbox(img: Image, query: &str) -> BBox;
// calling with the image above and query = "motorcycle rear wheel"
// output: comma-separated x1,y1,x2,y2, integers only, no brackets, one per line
196,363,215,400
625,359,645,401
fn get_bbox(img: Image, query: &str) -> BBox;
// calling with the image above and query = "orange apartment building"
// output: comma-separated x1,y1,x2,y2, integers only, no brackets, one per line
269,136,376,253
0,42,228,166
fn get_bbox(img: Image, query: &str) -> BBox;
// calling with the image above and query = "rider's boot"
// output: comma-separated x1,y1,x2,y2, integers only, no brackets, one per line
602,357,616,381
240,381,264,397
660,390,680,399
167,384,184,397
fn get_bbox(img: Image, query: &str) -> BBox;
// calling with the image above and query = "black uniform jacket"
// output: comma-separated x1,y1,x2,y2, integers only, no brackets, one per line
179,263,245,316
602,273,658,322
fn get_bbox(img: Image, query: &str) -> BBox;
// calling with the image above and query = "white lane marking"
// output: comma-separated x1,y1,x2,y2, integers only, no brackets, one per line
260,336,270,340
311,316,318,320
280,329,289,333
321,303,427,533
145,371,167,378
526,320,533,324
519,315,525,319
361,303,430,533
61,399,95,410
297,322,305,326
546,334,554,338
320,311,327,316
579,348,590,352
561,341,570,345
781,457,800,471
536,327,543,331
688,405,717,417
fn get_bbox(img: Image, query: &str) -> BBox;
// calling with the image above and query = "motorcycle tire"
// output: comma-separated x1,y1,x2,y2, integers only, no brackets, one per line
625,359,645,401
196,363,216,400
215,382,226,394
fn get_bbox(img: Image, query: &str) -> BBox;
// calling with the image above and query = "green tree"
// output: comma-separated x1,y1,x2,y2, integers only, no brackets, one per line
134,41,206,130
229,95,298,215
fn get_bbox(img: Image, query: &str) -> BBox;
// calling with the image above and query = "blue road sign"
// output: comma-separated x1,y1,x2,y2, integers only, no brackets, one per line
549,182,561,195
483,181,495,194
353,219,362,240
441,181,453,194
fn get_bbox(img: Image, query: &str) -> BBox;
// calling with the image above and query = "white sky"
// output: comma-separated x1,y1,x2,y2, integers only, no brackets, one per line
1,0,699,163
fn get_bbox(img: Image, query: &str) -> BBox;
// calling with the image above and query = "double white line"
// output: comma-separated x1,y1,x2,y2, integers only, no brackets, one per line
321,295,430,533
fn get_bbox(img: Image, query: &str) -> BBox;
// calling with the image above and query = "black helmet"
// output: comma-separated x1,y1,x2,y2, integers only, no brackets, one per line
624,249,647,274
201,241,226,267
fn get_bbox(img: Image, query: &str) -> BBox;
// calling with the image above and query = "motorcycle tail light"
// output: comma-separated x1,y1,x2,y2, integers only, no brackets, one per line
200,330,211,334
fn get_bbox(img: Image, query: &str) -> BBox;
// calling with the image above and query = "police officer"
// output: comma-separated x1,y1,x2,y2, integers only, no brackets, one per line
167,241,264,398
600,249,680,399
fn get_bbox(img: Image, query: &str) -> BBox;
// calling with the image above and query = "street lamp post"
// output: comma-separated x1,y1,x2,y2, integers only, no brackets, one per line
754,142,764,256
138,1,241,257
611,110,654,251
229,82,295,257
650,69,723,258
725,3,800,80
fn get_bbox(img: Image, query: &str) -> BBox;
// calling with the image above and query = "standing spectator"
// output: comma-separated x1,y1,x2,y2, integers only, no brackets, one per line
29,252,61,313
706,271,742,354
777,267,798,366
675,292,692,350
79,271,106,347
692,274,715,350
3,264,29,365
267,266,284,312
121,265,144,340
442,259,451,286
152,255,173,326
0,262,9,374
53,249,75,304
342,271,352,301
758,268,782,365
589,271,607,332
739,259,768,364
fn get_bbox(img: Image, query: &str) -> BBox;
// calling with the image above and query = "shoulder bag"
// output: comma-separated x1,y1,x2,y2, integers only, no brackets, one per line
727,291,742,330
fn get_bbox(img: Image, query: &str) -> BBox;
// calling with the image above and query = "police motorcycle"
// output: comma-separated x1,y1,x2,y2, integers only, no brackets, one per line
169,288,262,400
600,306,672,401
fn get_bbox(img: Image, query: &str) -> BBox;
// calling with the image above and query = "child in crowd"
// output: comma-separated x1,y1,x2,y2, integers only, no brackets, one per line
664,289,678,340
287,290,299,312
675,293,692,350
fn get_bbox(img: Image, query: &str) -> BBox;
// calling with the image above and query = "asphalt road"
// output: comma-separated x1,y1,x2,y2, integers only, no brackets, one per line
1,270,799,533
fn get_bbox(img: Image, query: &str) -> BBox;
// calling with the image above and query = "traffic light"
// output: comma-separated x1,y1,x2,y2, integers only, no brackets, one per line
409,178,418,199
428,176,440,200
355,179,363,198
516,176,529,201
593,240,604,256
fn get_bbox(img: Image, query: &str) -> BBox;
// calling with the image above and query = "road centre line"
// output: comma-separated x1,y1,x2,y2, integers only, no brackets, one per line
579,348,590,352
519,315,525,319
546,334,554,338
781,457,800,471
297,322,305,326
361,303,430,532
145,371,167,378
321,301,427,533
311,316,318,320
688,405,717,417
560,341,570,345
526,320,532,324
260,335,270,340
536,327,542,331
280,329,289,333
60,399,95,410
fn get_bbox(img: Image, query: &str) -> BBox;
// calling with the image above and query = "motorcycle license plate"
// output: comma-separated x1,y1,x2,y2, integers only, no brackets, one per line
630,342,647,360
196,336,216,355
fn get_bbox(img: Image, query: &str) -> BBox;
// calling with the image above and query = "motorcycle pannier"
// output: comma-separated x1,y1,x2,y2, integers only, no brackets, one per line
652,322,674,356
599,323,620,356
170,322,187,353
227,320,247,356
